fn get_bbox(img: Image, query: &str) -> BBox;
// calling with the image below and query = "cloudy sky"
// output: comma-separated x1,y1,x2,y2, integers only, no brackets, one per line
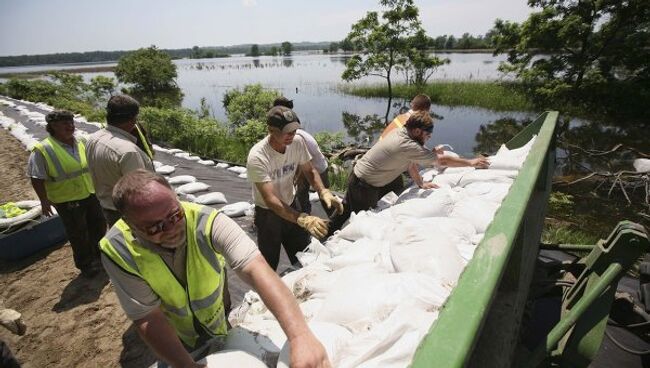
0,0,534,56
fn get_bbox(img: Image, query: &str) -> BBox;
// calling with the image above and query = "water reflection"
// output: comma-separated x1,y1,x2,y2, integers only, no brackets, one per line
341,112,384,146
282,58,293,68
473,117,530,154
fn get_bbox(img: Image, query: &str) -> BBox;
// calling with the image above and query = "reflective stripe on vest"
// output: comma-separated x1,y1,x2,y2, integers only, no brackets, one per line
33,137,94,203
134,124,154,160
379,112,411,141
99,202,227,347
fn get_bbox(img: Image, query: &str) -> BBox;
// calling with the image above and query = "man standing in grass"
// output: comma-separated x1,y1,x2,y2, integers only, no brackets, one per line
86,94,154,226
247,105,343,270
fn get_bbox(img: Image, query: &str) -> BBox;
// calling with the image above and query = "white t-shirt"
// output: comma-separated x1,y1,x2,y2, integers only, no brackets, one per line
296,129,328,173
246,135,311,208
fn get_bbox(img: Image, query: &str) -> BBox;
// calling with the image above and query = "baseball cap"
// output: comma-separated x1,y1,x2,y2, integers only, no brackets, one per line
266,105,301,133
273,96,294,109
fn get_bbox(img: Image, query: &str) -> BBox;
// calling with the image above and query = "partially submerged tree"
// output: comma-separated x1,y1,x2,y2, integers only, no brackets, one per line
115,45,181,107
492,0,650,112
341,0,429,123
281,41,293,56
402,30,450,86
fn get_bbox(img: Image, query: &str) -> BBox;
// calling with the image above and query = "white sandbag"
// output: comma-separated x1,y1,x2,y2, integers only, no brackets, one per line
155,165,175,175
431,172,464,188
295,264,387,301
309,192,320,203
634,158,650,173
461,182,511,203
167,175,196,185
238,172,248,179
335,211,391,241
186,192,227,205
175,182,210,195
314,272,449,333
420,167,439,182
167,148,184,154
220,202,253,217
322,238,389,271
174,151,191,159
388,219,466,283
335,305,438,368
394,187,432,204
198,159,215,166
450,197,501,233
457,169,517,187
216,162,230,169
152,160,163,169
187,155,201,161
443,166,475,175
390,186,457,220
295,238,333,267
152,144,169,153
298,298,325,321
199,350,267,368
277,322,352,368
496,135,537,158
227,166,247,174
223,321,287,367
457,240,478,263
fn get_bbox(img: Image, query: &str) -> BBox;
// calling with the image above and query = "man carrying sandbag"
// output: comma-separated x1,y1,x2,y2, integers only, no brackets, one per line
86,95,155,226
28,110,107,277
246,106,343,270
100,170,331,368
328,111,489,234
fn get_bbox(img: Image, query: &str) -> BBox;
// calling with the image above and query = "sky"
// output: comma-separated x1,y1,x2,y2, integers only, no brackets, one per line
0,0,534,57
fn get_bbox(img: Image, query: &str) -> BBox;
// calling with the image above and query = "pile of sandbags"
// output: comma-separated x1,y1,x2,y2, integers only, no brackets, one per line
222,136,538,367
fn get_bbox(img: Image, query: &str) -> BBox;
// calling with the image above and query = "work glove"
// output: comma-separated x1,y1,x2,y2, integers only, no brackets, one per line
0,308,26,336
297,213,329,239
318,189,344,215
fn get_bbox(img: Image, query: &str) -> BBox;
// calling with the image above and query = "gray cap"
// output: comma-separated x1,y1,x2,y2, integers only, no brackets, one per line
266,105,301,133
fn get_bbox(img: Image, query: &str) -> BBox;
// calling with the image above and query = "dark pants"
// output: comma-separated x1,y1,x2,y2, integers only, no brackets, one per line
254,201,310,270
295,169,331,215
53,194,106,272
328,172,404,235
0,340,20,368
102,207,122,227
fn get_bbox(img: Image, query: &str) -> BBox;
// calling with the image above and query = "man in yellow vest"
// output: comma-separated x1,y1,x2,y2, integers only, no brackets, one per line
379,94,432,140
28,110,107,277
100,169,331,368
86,95,155,226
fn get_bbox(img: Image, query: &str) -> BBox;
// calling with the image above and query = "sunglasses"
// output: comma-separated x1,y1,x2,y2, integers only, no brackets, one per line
141,207,184,236
423,126,434,134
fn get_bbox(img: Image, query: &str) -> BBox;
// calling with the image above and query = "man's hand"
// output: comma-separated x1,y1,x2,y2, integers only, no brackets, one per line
318,189,344,215
289,331,332,368
420,181,439,190
297,213,328,239
40,200,53,217
433,144,445,155
470,156,490,169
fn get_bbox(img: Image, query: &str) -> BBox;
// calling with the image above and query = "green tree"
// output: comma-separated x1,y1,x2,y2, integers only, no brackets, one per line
402,30,450,86
191,46,201,58
89,75,116,100
342,0,425,123
267,46,279,56
329,42,339,53
445,35,456,49
339,38,354,52
281,41,293,56
115,45,178,94
250,44,260,57
222,84,279,126
492,0,650,110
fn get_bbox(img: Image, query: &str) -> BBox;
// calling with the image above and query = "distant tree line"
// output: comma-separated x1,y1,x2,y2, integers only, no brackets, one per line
324,32,495,53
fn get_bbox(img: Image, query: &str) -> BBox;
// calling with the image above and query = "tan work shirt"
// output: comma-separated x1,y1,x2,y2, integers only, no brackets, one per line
101,212,260,320
354,128,438,187
85,125,154,210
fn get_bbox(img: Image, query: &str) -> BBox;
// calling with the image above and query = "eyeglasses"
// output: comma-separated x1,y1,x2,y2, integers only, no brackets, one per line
142,208,184,236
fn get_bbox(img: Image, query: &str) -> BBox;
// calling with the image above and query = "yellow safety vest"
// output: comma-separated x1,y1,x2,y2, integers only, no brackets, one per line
99,202,228,347
32,137,94,203
134,124,154,160
379,112,411,141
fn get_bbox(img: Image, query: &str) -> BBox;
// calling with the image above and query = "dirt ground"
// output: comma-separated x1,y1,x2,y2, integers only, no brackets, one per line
0,128,156,367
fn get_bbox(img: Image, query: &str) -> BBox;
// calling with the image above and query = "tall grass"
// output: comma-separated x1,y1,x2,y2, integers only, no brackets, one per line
342,81,534,112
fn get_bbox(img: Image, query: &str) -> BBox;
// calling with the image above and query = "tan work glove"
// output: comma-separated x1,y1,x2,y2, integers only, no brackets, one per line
318,189,344,215
297,213,329,239
0,308,26,335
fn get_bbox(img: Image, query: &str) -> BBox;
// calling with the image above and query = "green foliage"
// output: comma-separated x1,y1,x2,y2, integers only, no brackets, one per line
541,223,599,245
138,107,249,163
342,0,428,122
281,42,293,56
326,160,351,193
314,131,346,153
89,75,116,100
329,42,339,53
234,119,267,148
342,80,533,112
115,46,178,93
491,0,650,119
548,191,575,213
401,30,450,86
250,44,260,57
222,84,278,126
